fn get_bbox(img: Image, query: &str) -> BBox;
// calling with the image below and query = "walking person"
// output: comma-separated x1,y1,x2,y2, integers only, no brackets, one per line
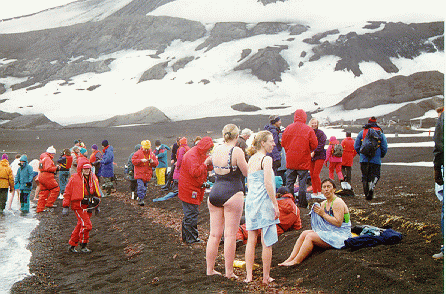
0,154,14,213
154,140,170,186
36,146,60,213
206,124,248,279
324,136,345,183
8,154,21,209
432,107,444,259
172,137,190,192
354,117,388,200
98,140,115,197
244,130,280,284
14,155,34,213
341,132,356,190
281,109,318,208
131,140,158,206
126,144,141,200
178,137,214,244
63,161,101,253
57,149,73,200
264,115,282,175
308,118,327,198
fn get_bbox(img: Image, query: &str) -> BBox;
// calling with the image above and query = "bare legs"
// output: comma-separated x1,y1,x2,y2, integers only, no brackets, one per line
244,230,275,284
206,192,244,278
279,230,330,266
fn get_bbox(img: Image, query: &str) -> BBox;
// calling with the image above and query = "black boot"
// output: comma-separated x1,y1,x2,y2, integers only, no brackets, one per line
80,243,91,253
68,245,78,253
363,182,370,200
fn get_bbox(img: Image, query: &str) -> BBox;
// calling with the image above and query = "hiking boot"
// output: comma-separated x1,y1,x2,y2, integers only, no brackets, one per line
58,194,64,200
68,246,78,253
433,251,444,259
366,190,374,200
138,199,145,206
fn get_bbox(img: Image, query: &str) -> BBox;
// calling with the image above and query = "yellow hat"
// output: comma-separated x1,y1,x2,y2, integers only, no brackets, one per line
141,140,151,150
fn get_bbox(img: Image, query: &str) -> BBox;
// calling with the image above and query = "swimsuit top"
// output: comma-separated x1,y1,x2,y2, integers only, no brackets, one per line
213,147,243,180
324,196,350,223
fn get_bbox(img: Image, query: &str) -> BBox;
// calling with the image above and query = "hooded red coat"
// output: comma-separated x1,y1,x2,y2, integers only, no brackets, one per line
281,109,318,171
341,137,356,166
132,148,159,182
178,137,214,205
63,159,101,210
37,152,59,189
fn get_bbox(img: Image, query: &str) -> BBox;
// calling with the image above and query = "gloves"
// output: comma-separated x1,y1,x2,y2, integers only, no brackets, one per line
26,182,32,187
62,207,69,215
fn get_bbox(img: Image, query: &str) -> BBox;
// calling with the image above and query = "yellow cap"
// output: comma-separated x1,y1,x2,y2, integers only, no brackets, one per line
141,140,151,150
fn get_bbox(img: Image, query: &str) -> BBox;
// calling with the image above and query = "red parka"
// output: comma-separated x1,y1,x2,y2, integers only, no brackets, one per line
37,152,59,189
132,148,159,182
341,137,356,166
276,193,302,234
63,159,101,210
178,137,214,205
281,109,318,170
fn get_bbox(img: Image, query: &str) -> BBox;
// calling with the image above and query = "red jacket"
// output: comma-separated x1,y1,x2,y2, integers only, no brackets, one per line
178,137,214,205
325,139,342,163
63,160,101,210
281,109,318,170
173,144,191,180
37,152,59,189
131,148,159,182
341,137,356,166
276,193,302,234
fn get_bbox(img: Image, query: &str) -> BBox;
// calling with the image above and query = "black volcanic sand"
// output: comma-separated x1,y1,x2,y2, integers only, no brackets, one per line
4,115,443,293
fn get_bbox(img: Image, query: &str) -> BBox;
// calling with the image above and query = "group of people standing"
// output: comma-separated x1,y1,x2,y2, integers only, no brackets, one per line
0,139,115,253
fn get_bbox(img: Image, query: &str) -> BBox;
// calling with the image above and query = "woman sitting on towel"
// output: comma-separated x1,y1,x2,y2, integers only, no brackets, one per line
279,179,351,266
244,130,280,284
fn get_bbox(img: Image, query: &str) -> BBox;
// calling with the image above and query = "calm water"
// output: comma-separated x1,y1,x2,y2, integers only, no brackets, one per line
0,193,38,294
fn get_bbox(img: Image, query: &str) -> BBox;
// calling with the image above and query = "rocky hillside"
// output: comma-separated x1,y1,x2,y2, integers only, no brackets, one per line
336,71,444,110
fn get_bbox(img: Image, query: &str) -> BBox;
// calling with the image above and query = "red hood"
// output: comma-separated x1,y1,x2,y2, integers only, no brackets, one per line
196,136,214,155
293,109,307,123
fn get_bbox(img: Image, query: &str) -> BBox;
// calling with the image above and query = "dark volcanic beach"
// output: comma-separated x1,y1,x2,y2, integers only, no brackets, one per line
2,115,443,293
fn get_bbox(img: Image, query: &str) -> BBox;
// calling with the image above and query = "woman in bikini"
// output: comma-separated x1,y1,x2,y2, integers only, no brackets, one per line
206,124,248,279
279,178,351,266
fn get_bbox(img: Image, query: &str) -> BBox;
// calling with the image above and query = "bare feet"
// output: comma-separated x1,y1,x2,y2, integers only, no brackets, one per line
278,261,299,267
207,270,222,276
225,273,238,279
263,277,275,284
243,277,252,283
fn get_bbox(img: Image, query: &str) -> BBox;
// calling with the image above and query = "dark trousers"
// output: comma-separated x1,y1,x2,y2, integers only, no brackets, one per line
181,201,199,243
129,179,137,192
165,164,176,187
342,165,352,183
360,162,381,194
286,169,308,208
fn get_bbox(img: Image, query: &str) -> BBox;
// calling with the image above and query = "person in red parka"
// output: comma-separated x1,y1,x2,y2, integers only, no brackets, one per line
281,109,318,208
36,146,60,213
132,140,159,206
341,132,356,189
178,136,214,244
173,137,190,191
236,186,302,245
63,160,101,253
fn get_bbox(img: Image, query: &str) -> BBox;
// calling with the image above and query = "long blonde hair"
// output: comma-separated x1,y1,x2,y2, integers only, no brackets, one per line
222,124,239,142
247,130,272,156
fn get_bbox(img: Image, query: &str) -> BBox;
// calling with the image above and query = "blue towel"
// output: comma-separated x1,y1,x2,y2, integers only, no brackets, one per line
262,224,278,247
153,191,178,202
310,209,352,249
343,229,403,250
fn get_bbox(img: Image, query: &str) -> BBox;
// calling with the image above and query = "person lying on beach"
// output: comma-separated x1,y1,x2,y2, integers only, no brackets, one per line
279,179,351,266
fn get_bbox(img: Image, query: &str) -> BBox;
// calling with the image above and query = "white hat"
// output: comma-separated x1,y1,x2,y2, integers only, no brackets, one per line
46,146,56,154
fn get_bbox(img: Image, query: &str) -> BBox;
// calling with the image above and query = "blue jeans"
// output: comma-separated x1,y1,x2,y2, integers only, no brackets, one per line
286,169,308,208
136,179,148,200
59,170,70,194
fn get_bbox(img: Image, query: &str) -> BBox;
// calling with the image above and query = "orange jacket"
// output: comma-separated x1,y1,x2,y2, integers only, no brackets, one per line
37,152,58,189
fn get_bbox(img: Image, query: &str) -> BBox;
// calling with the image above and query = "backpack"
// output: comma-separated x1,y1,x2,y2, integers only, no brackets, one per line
332,144,343,157
360,128,382,158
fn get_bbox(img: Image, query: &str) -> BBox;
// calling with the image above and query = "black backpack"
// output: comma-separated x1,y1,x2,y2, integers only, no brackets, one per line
360,128,382,158
332,144,343,157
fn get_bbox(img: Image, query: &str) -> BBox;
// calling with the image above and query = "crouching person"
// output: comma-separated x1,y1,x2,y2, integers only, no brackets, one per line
63,161,101,253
